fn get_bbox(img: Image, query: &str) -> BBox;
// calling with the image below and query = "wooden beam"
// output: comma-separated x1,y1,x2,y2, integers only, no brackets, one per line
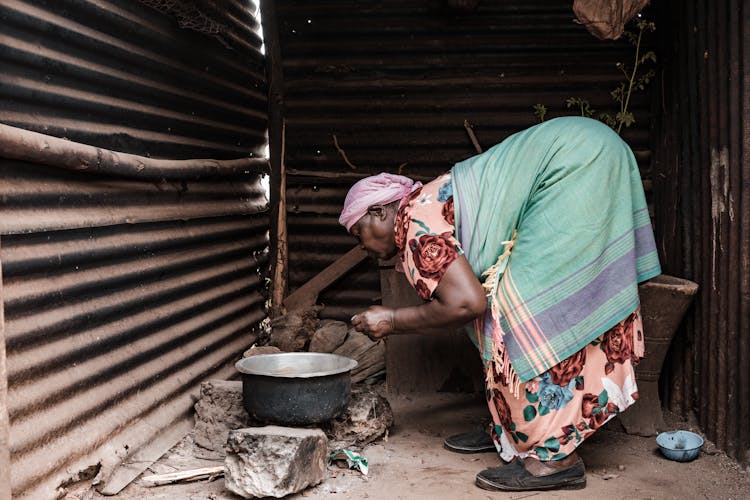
0,123,268,181
283,245,368,311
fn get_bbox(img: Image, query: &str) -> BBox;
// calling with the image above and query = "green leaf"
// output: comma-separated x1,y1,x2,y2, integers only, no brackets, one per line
532,103,547,123
551,453,568,461
415,230,427,237
511,432,519,444
538,404,550,417
526,391,539,403
535,447,550,460
544,437,560,453
493,424,504,436
411,219,431,233
510,421,517,431
516,431,529,443
523,405,537,422
598,390,609,407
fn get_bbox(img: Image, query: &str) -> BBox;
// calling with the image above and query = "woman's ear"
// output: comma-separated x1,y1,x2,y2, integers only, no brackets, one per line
367,205,387,220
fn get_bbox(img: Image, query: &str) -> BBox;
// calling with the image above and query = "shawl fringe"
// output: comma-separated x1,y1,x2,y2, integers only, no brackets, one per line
481,230,521,397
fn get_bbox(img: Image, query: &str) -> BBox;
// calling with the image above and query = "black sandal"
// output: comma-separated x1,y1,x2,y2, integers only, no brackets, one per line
443,431,496,453
475,457,586,491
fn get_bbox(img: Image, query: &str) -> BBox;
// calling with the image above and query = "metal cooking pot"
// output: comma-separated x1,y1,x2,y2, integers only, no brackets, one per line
235,352,358,426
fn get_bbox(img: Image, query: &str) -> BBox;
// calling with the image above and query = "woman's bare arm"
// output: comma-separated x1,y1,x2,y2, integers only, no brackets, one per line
351,255,487,338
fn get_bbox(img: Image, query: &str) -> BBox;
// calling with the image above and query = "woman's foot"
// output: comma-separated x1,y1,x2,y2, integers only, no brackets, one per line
443,431,496,453
475,453,586,491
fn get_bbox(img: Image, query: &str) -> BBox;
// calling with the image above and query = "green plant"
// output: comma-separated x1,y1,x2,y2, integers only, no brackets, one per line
599,19,656,134
532,104,548,122
565,97,595,118
532,18,656,135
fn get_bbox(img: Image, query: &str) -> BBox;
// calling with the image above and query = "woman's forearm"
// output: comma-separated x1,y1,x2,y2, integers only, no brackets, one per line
391,297,483,335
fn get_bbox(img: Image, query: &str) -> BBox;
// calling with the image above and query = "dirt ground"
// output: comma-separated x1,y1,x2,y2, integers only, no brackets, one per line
73,391,750,500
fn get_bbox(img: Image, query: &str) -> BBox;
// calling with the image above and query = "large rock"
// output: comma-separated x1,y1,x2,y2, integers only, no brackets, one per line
224,426,328,498
323,387,394,451
333,329,386,383
309,320,348,353
192,380,251,458
267,306,322,352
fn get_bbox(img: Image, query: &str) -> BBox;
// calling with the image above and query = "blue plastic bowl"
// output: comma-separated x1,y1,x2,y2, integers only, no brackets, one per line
656,430,704,462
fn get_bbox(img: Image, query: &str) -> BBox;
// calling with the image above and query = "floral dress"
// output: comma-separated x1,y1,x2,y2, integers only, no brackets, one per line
395,171,644,462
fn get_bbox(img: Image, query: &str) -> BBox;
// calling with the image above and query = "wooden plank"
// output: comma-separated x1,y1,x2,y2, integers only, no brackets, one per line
283,245,368,311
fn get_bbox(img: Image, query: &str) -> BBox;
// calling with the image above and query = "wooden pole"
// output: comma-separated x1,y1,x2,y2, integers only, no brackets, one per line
0,237,12,500
261,0,288,317
272,123,288,316
0,123,268,181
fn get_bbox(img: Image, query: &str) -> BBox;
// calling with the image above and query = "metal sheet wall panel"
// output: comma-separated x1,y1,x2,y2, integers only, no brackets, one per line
276,0,656,320
655,0,749,465
0,0,269,496
0,0,267,159
2,212,269,497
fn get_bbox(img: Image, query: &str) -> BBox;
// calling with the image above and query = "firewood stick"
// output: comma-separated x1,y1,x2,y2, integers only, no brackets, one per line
463,120,483,153
141,465,225,487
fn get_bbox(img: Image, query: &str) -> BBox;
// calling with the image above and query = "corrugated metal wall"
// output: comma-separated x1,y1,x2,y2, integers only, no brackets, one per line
655,0,749,466
275,0,656,321
0,0,269,497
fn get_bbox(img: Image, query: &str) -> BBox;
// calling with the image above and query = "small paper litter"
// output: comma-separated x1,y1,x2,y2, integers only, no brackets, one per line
328,449,369,476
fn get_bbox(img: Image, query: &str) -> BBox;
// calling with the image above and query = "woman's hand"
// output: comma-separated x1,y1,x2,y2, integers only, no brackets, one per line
351,306,395,340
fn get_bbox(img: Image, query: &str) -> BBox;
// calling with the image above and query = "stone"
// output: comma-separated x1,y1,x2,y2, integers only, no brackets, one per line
322,387,394,451
192,380,251,459
267,306,322,352
333,329,386,383
243,345,282,358
224,426,328,498
309,320,348,353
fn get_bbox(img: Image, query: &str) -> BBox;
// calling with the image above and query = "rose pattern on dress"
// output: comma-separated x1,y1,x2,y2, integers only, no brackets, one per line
548,349,586,387
581,392,619,430
601,313,635,374
536,372,575,411
401,185,423,208
394,207,410,255
414,279,432,301
492,388,514,431
442,196,455,225
410,232,458,281
437,180,453,202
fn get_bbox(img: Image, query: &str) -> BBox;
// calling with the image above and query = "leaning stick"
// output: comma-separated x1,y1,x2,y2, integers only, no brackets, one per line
463,120,483,153
332,133,360,170
140,466,225,487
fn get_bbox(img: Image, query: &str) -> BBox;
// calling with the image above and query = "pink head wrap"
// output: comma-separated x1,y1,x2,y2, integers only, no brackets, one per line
339,173,422,232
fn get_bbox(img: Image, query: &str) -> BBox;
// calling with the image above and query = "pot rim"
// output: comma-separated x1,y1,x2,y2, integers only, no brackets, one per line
235,352,358,379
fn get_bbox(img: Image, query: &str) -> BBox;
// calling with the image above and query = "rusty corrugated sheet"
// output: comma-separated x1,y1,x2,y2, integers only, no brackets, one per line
1,0,266,158
0,0,270,497
275,0,655,321
655,0,749,465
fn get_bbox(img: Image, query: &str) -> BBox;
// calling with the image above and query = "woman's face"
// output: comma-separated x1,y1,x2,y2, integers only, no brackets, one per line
350,205,398,260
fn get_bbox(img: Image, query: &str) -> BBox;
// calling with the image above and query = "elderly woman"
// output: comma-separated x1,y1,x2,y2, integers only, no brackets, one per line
339,116,660,492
